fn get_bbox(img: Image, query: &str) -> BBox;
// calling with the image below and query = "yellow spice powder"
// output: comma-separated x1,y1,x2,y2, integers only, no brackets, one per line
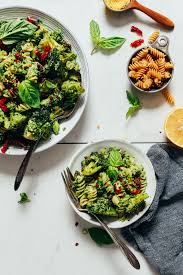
105,0,131,10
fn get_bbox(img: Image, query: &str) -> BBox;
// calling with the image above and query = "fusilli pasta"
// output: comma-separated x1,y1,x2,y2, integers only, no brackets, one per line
128,46,174,91
162,89,175,105
148,30,160,44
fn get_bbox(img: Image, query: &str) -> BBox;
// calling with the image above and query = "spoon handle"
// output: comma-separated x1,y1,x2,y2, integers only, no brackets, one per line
132,0,174,28
14,140,39,191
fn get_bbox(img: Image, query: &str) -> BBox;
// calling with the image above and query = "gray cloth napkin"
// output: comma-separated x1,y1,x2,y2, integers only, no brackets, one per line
121,144,183,275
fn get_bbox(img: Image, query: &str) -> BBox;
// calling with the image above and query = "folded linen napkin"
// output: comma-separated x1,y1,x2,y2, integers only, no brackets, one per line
122,144,183,275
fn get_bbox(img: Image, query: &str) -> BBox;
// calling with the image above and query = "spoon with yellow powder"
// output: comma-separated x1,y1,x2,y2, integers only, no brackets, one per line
103,0,174,28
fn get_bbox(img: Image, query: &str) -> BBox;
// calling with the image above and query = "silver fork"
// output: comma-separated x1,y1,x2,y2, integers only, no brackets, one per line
61,167,140,270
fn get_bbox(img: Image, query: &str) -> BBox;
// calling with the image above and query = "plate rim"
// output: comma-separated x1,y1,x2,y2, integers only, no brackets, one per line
68,139,157,229
0,5,89,156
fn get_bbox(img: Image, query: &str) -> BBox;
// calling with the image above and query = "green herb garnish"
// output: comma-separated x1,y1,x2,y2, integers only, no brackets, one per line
126,90,142,119
18,80,40,108
0,19,37,45
88,227,114,245
90,20,126,54
108,149,123,167
18,193,31,204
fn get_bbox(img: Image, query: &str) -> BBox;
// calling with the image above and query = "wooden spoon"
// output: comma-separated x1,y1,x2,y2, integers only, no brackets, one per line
104,0,174,28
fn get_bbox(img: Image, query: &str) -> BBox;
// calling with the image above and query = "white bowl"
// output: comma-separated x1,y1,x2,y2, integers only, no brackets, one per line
0,6,89,155
68,139,156,229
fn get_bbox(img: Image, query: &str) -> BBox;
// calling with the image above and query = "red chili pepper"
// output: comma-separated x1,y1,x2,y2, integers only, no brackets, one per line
131,189,141,195
1,141,8,154
130,39,144,48
27,16,38,25
131,26,143,36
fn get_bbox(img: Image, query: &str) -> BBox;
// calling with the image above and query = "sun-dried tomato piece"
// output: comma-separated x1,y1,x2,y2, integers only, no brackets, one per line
1,141,8,154
131,26,143,36
130,39,144,48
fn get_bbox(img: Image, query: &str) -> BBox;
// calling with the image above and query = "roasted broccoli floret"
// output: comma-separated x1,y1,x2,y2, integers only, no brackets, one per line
40,92,63,107
61,80,84,110
126,193,148,215
26,63,39,82
66,61,80,71
0,109,5,124
82,162,102,176
87,198,117,217
61,52,76,63
10,112,27,129
40,80,57,94
45,48,65,79
23,109,51,140
52,120,60,135
41,121,52,140
50,106,64,120
50,29,63,43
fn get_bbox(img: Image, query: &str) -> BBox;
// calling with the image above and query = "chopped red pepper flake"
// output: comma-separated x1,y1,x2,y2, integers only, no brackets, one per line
15,52,23,60
0,98,8,112
27,16,38,25
130,39,144,48
1,141,8,154
35,45,51,63
131,26,143,36
131,189,141,195
0,98,7,105
96,183,99,188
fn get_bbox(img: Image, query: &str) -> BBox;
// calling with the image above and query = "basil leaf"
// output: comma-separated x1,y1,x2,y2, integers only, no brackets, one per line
126,91,142,119
109,149,123,167
90,20,101,43
18,80,40,108
88,228,114,246
98,36,126,50
126,105,141,119
0,19,37,45
126,90,141,106
18,193,31,204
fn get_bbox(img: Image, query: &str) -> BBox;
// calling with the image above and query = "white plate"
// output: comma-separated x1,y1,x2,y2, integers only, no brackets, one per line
0,6,89,156
68,139,156,229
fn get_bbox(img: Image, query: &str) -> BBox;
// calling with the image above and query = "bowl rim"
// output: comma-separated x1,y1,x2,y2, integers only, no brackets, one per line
0,5,89,156
127,45,174,94
68,139,157,229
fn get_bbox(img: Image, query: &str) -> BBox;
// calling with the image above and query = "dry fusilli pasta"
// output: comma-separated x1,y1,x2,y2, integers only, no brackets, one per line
162,89,175,105
148,30,160,44
128,46,174,91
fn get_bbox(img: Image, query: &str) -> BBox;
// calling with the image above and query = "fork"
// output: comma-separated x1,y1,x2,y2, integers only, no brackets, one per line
14,98,82,191
61,167,140,270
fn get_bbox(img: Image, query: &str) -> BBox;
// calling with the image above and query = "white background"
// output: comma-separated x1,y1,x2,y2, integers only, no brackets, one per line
0,0,179,274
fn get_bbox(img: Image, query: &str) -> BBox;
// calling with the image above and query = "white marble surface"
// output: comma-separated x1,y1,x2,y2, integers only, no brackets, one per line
0,0,179,274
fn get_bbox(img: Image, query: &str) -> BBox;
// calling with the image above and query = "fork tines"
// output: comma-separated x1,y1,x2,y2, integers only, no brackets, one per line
61,169,79,207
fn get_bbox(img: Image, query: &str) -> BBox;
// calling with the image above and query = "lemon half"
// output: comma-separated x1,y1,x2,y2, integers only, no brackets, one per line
164,107,183,148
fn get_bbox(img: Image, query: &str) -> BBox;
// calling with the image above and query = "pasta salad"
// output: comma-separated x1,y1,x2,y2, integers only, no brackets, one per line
0,17,84,152
73,147,148,221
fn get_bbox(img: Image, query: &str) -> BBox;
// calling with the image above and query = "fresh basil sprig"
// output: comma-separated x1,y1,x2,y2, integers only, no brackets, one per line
88,227,114,245
18,193,31,204
18,80,40,108
0,19,37,45
109,149,123,167
90,20,126,54
126,90,142,119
